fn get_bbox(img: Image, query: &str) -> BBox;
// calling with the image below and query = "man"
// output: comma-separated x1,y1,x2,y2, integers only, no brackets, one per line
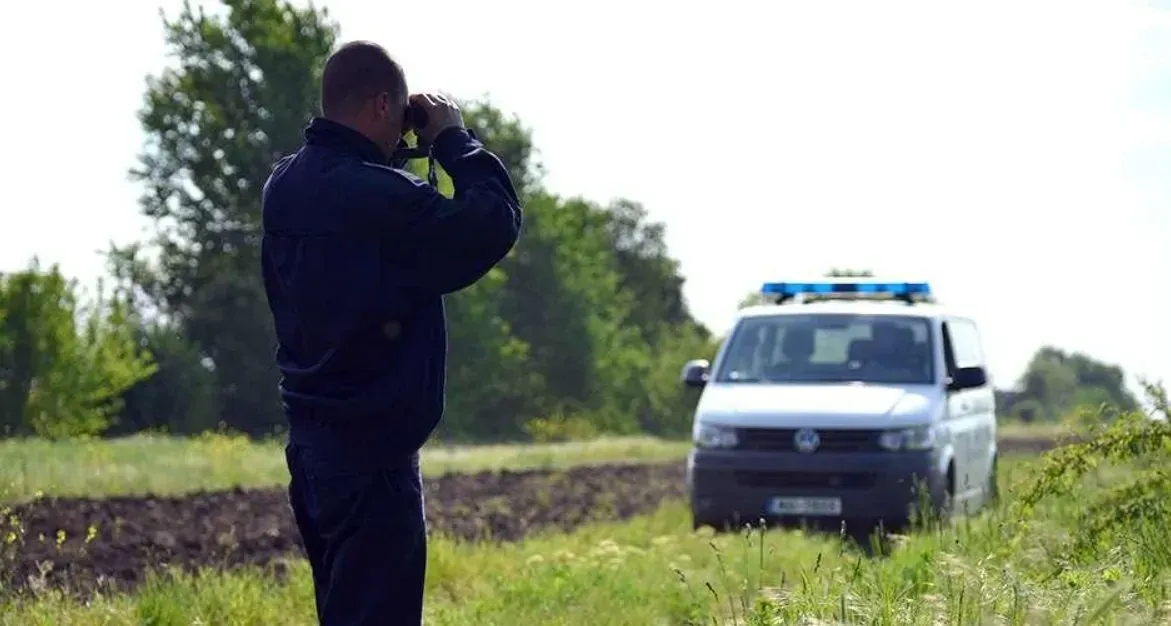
259,40,522,625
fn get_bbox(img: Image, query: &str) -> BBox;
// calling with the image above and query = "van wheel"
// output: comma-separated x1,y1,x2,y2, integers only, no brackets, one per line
932,464,956,526
692,517,727,532
987,456,1000,505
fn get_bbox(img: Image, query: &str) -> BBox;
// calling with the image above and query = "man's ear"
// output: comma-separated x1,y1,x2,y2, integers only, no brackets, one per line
374,92,392,118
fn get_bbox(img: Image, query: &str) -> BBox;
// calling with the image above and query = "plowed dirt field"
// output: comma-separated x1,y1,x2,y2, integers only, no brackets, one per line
0,436,1060,597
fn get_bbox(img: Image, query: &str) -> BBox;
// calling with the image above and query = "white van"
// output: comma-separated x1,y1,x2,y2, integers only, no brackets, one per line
680,280,997,532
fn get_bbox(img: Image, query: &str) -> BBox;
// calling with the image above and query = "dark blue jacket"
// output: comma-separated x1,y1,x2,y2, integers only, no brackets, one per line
260,117,521,457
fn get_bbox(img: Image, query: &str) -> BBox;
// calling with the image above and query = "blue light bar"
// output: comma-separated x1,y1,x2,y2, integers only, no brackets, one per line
760,281,932,297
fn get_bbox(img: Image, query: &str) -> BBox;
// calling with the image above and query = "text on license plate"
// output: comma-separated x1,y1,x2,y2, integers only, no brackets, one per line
768,497,842,516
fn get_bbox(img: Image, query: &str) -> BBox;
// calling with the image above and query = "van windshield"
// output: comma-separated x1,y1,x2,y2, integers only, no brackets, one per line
714,313,935,385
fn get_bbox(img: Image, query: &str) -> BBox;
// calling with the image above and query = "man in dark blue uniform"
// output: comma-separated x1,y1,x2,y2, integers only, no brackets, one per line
259,40,522,625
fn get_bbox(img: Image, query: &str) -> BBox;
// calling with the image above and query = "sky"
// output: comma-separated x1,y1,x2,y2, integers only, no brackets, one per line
1,0,1168,396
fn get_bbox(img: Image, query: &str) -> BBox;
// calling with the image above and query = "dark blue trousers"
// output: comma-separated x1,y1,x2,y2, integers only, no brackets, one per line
286,441,427,625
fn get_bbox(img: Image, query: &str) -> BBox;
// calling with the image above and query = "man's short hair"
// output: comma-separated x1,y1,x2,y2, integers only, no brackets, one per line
321,41,406,117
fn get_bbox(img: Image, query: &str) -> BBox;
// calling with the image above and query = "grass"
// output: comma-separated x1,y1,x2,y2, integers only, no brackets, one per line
3,450,1170,625
0,422,1069,503
0,434,693,503
996,420,1072,441
0,422,1070,504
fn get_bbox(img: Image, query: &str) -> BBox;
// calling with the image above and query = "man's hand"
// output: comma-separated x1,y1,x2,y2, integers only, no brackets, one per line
410,93,464,145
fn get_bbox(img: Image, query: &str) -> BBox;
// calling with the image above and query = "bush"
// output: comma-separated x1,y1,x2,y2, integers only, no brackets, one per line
1011,382,1170,596
523,413,600,443
0,261,155,438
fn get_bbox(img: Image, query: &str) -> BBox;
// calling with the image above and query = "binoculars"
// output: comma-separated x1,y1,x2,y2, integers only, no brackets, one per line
405,103,429,136
391,103,437,185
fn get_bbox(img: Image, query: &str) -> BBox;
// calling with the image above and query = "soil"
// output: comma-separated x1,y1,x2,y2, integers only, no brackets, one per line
0,462,687,598
0,435,1061,598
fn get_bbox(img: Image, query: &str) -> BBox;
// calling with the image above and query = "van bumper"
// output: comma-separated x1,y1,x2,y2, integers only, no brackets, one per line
686,448,945,530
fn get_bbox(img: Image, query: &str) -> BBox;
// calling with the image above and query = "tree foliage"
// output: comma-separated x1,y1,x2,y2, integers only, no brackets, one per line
1010,383,1169,584
109,0,339,434
98,0,716,442
1,0,1138,444
825,268,875,277
0,260,155,438
999,346,1139,422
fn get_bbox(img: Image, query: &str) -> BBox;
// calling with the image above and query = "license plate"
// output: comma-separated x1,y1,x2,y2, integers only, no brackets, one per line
768,497,842,516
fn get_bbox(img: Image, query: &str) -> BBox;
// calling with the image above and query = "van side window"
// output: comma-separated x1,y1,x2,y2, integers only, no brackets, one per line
945,318,985,369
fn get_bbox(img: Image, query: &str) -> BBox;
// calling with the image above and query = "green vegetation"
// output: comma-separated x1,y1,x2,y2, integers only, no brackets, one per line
91,0,714,444
0,434,693,503
0,0,1141,448
3,398,1169,625
998,347,1141,423
1,0,1165,622
0,262,154,439
0,423,1076,504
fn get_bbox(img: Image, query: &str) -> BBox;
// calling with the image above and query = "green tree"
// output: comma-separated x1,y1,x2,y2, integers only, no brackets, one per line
0,260,155,438
108,0,716,442
497,193,634,418
402,140,546,441
826,267,875,277
739,292,771,308
110,0,338,434
629,322,716,435
460,100,544,198
112,322,222,436
411,114,714,439
111,0,559,439
497,193,716,436
601,199,700,341
1005,346,1138,421
438,267,545,440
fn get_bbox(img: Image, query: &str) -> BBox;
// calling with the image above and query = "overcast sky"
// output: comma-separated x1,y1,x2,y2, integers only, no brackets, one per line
1,0,1168,395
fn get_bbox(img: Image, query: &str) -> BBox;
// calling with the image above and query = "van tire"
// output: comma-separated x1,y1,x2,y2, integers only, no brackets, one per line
932,463,956,526
692,514,729,532
987,455,1000,505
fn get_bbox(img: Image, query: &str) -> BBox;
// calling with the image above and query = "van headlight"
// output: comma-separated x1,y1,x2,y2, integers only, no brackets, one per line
878,424,937,451
694,423,739,449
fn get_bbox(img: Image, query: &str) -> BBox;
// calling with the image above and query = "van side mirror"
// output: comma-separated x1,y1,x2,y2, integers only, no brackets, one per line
948,366,987,391
681,359,710,388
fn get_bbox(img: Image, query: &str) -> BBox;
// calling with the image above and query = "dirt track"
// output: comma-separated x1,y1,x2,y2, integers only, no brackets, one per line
0,436,1061,597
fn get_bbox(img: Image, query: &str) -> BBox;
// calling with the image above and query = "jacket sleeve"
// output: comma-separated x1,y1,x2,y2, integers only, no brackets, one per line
355,127,523,295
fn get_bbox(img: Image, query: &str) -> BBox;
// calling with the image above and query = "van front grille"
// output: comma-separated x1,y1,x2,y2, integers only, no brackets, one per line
737,428,882,452
735,470,877,490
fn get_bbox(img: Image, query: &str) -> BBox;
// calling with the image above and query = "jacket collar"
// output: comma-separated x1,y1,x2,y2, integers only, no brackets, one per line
303,117,388,164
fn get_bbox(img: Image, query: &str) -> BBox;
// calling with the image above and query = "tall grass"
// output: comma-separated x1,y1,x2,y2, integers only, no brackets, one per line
0,435,692,503
2,388,1168,625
